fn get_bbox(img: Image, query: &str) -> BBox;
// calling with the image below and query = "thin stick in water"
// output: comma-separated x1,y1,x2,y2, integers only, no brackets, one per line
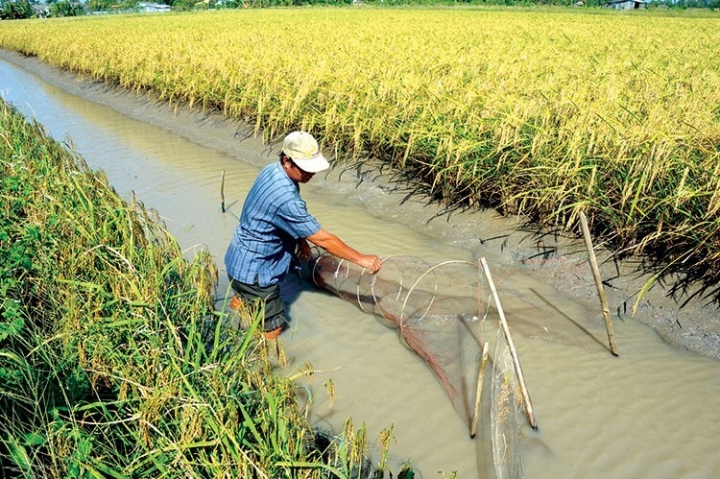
480,257,538,430
579,211,619,357
470,258,488,438
220,170,226,213
470,340,489,439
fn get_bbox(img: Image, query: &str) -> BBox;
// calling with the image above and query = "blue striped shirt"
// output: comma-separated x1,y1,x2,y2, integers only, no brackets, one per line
224,162,322,287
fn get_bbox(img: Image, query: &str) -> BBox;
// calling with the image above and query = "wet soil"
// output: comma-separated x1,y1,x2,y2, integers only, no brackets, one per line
3,48,719,361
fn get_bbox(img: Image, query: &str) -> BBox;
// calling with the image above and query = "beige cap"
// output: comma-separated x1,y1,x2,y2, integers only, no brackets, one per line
282,131,330,173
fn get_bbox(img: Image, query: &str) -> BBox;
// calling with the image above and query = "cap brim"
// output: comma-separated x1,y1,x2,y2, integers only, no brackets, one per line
293,155,330,173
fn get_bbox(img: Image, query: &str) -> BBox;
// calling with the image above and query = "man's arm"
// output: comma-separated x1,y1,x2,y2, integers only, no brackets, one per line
306,228,382,273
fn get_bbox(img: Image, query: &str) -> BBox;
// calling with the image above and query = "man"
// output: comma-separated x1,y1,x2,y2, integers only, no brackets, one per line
225,131,382,339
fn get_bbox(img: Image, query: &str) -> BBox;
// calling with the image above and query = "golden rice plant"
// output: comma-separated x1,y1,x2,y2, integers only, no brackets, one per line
1,7,719,285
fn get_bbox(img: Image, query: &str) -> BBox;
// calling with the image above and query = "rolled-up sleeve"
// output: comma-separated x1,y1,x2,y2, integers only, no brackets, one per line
277,199,322,240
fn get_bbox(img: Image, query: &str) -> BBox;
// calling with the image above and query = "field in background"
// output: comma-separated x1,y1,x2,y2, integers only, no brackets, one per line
1,7,719,293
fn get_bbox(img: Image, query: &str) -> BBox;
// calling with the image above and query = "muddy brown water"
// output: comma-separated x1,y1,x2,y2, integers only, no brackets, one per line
2,52,719,479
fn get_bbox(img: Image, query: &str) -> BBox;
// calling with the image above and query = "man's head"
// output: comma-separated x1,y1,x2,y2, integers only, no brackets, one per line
281,131,330,174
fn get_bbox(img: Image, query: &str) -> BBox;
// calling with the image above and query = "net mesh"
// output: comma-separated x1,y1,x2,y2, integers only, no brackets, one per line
490,326,526,479
309,251,529,478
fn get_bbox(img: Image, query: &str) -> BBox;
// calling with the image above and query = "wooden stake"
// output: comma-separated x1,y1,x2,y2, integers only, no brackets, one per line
220,170,226,213
480,257,538,430
470,340,489,439
470,258,487,438
477,259,485,345
579,211,619,357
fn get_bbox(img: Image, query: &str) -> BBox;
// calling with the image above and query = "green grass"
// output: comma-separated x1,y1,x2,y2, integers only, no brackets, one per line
0,99,406,477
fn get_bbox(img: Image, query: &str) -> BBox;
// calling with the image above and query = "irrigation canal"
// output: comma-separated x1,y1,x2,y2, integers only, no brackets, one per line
2,54,719,479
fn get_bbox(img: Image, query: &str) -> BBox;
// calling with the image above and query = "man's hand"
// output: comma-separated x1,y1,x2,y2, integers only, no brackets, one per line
296,238,313,262
359,254,382,274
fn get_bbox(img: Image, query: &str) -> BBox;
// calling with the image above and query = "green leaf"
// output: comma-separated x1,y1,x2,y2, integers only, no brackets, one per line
23,431,46,447
4,433,34,475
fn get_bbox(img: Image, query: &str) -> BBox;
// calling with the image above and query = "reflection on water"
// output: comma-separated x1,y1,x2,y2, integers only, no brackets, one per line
2,55,719,479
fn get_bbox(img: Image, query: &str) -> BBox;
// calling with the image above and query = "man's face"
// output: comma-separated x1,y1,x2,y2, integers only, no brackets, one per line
283,157,315,183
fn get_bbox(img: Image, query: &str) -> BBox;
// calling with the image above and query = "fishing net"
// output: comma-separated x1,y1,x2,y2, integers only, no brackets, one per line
309,250,531,478
488,326,526,479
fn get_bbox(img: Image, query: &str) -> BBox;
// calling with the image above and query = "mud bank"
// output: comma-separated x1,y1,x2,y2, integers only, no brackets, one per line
3,48,718,361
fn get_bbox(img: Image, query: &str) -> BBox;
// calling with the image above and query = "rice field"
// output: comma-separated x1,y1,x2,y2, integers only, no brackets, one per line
1,7,719,288
0,100,399,477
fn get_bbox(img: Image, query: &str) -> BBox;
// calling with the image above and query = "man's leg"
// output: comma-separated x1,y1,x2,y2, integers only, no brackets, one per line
229,276,287,339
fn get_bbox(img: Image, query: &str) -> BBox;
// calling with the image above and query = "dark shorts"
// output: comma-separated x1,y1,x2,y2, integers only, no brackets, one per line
228,276,287,332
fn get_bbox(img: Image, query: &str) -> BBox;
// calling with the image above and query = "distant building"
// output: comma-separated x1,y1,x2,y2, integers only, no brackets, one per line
604,0,647,8
138,2,171,12
32,4,50,17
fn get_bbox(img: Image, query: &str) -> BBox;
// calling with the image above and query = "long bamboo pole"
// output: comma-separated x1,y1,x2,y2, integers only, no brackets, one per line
480,258,537,430
579,211,619,357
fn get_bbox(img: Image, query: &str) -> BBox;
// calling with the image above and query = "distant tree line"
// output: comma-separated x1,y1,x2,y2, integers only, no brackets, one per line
659,0,720,7
0,0,33,18
1,0,86,18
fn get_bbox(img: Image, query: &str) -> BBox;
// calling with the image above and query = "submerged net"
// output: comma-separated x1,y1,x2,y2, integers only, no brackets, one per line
309,251,530,478
489,326,526,479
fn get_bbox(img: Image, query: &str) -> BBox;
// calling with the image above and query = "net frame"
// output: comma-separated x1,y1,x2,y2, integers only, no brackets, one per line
308,251,533,478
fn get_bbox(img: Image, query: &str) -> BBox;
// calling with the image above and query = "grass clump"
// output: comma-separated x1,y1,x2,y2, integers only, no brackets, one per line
0,99,405,478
